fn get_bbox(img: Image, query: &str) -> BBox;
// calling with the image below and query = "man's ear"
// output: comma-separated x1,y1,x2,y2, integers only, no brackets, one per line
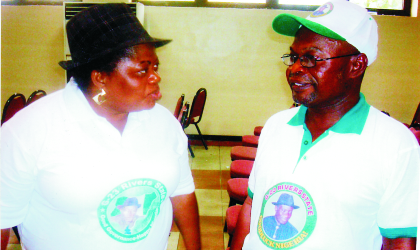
91,70,106,90
348,53,368,79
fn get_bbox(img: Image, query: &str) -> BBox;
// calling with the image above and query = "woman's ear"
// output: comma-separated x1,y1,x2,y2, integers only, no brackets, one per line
91,70,106,90
348,53,368,79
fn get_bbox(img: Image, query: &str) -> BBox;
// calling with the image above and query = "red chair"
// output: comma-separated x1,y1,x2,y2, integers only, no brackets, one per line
231,146,257,161
227,178,248,207
173,94,184,119
409,128,420,145
242,135,259,148
254,126,263,136
26,90,47,106
184,88,208,150
179,102,195,158
1,93,26,125
409,102,420,129
225,205,242,247
230,160,253,178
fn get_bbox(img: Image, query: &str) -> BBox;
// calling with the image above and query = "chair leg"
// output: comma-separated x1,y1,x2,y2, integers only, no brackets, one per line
188,144,195,158
12,226,20,242
194,124,208,150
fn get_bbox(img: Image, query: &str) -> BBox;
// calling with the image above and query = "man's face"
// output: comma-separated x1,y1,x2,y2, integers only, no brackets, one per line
286,27,358,108
275,205,294,224
120,205,139,223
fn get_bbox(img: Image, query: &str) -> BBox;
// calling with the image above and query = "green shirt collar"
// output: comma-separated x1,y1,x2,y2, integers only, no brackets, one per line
288,94,370,135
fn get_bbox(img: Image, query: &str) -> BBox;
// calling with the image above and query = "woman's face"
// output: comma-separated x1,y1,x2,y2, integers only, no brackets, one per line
102,44,162,113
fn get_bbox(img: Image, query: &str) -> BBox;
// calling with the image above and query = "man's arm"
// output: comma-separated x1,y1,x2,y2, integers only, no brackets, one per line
230,196,252,250
1,228,10,250
170,192,201,250
382,237,416,250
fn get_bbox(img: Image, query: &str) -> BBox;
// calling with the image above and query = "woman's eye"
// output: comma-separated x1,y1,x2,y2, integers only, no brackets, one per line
138,69,147,75
154,65,159,71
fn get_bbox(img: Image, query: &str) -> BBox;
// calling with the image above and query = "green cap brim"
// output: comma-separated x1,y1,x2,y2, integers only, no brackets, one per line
272,13,345,41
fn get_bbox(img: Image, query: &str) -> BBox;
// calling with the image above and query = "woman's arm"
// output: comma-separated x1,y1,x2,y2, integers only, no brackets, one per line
382,237,416,250
170,192,201,250
230,196,252,250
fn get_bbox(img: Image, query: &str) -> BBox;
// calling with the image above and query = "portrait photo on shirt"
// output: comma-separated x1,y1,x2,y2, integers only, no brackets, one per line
262,192,306,241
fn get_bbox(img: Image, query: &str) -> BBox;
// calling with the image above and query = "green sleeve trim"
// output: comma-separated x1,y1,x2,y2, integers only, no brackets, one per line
379,227,417,239
247,187,253,199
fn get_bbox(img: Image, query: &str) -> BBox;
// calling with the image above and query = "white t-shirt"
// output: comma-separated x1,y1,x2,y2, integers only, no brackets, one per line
244,96,419,250
1,80,195,250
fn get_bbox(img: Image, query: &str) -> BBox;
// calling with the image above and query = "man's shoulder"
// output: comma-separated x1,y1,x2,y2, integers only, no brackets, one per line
265,107,299,126
364,106,418,147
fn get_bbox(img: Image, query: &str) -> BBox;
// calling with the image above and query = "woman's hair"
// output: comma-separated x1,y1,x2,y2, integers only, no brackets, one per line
70,46,136,92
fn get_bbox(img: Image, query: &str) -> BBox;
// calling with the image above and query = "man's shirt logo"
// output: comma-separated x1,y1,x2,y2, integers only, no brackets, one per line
258,182,316,249
98,178,167,243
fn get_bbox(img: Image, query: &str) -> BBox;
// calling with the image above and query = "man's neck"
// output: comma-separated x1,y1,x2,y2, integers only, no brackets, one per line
305,94,360,141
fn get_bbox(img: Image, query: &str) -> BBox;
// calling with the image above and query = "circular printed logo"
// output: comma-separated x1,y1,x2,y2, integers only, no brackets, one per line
98,178,167,243
258,182,316,249
310,2,334,18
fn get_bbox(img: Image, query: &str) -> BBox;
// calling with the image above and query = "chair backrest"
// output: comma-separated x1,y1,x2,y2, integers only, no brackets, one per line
1,93,26,125
188,88,207,125
174,94,185,118
26,90,47,106
410,102,420,128
180,102,190,129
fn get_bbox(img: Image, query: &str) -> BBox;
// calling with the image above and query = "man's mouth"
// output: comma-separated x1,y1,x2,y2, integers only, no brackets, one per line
290,82,312,91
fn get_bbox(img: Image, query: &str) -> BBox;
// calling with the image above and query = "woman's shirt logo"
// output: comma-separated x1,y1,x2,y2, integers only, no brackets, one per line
258,182,316,249
98,178,167,243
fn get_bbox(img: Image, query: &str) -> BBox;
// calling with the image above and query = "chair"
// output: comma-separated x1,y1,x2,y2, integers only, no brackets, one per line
409,102,420,129
230,160,254,178
225,204,242,247
180,102,195,158
173,94,184,118
227,178,248,207
242,135,259,148
26,90,47,106
184,88,208,150
254,126,263,136
231,146,257,161
1,93,26,125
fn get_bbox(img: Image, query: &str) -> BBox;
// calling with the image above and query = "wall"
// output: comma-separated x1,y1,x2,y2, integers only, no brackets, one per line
2,5,419,136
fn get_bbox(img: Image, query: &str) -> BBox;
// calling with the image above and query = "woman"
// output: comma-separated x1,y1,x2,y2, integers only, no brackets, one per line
1,4,201,250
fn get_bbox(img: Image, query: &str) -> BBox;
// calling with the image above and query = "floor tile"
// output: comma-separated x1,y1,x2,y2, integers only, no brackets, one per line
195,189,224,217
177,216,225,250
167,232,180,250
219,146,233,170
191,146,221,170
192,170,222,190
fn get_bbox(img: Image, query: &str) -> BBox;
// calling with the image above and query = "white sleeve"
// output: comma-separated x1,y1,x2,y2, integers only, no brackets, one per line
170,126,195,197
377,134,420,238
1,124,37,228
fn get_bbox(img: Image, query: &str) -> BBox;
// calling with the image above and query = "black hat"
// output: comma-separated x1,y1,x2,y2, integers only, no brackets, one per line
59,3,171,70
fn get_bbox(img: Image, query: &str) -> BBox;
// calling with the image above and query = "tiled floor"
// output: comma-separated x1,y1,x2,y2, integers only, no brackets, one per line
5,145,233,250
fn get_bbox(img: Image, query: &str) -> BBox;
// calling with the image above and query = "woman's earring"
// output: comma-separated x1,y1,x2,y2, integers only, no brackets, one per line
92,89,106,105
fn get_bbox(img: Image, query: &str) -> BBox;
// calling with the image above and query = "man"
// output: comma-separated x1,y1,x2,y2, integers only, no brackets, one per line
263,193,299,240
231,1,419,249
110,197,143,234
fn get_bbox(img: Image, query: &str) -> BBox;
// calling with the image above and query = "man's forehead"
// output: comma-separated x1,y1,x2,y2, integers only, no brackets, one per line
291,27,350,53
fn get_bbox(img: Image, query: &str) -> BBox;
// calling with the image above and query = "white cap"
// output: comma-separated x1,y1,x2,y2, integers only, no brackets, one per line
272,0,378,66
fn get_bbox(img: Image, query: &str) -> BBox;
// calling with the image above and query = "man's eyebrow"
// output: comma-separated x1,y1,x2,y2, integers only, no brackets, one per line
289,46,322,53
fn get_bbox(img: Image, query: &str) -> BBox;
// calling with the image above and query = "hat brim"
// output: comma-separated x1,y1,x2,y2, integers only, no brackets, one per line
272,13,345,41
272,202,299,209
59,38,172,70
